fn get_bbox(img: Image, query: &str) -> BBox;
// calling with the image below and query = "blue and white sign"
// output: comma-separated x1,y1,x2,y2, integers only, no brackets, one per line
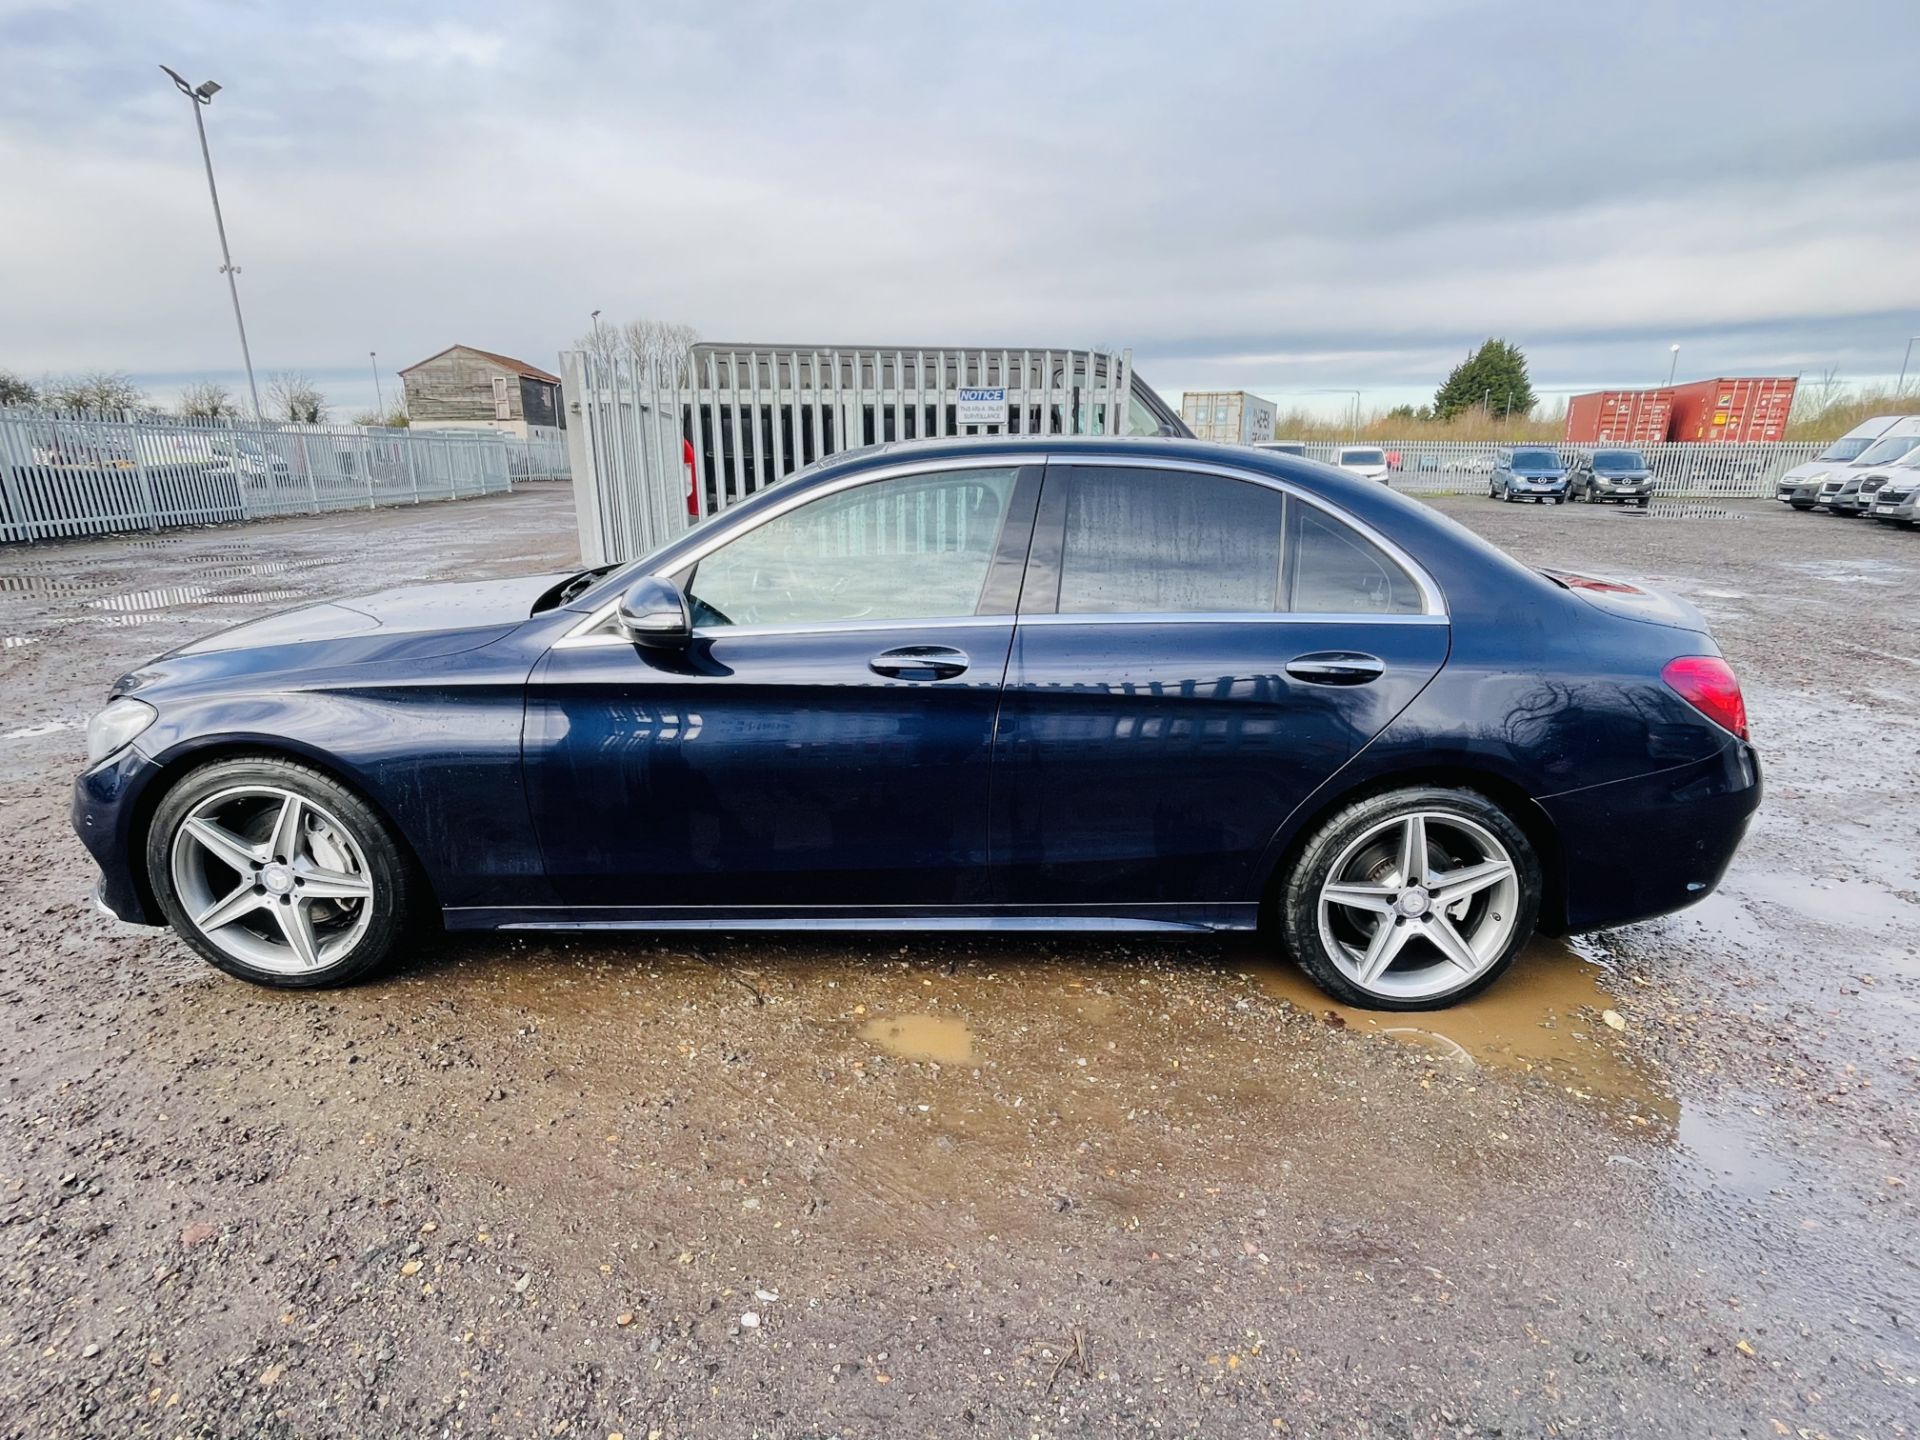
956,387,1006,426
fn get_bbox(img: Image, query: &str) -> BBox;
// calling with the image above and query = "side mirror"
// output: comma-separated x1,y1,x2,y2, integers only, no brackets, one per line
614,575,691,649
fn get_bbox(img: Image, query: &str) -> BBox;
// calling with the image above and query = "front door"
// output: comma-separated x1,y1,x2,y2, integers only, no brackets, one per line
991,461,1449,915
525,461,1038,911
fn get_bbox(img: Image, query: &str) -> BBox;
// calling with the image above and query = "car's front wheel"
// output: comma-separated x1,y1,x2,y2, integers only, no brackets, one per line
1277,787,1542,1010
147,757,413,987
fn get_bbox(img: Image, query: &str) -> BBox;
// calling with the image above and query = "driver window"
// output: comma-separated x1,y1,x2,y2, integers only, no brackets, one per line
684,467,1018,628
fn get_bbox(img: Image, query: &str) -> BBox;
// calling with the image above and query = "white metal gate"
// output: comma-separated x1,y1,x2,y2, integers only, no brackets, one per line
562,345,1143,565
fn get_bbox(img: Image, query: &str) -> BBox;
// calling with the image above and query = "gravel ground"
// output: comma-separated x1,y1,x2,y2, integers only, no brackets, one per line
1,485,1915,1439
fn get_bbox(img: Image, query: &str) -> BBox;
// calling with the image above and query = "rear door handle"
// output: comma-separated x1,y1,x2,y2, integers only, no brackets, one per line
869,645,970,680
1285,651,1385,685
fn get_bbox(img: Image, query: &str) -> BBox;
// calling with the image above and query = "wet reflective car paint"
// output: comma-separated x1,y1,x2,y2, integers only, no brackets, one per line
72,436,1760,940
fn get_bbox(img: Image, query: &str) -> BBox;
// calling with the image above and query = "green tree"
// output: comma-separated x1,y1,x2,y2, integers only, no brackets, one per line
1433,339,1536,420
0,370,36,406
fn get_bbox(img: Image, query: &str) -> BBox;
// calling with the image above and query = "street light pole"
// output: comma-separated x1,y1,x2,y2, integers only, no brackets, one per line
1899,336,1920,393
369,351,384,417
1666,343,1680,386
160,66,262,422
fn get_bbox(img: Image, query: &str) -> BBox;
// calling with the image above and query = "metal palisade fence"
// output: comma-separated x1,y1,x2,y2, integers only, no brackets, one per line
0,410,569,545
1288,439,1825,495
563,345,1142,565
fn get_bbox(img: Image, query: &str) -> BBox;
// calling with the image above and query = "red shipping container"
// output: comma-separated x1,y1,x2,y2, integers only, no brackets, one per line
1564,388,1676,444
1664,376,1796,443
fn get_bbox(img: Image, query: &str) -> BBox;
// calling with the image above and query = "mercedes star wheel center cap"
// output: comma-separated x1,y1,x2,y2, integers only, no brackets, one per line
261,864,295,895
1396,888,1429,918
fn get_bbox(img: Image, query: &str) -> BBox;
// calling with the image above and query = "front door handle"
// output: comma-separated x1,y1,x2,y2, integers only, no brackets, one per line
869,645,970,681
1285,651,1385,686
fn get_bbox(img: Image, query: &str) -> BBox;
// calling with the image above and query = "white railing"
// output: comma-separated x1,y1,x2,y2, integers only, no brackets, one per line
563,345,1144,565
0,410,536,545
513,424,571,483
1285,439,1825,496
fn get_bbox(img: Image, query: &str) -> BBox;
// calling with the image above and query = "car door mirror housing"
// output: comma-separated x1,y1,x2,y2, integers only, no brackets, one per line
614,576,692,649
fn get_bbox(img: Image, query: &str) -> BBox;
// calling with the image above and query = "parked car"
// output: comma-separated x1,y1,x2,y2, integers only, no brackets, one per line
1785,425,1920,511
1869,458,1920,525
73,436,1759,1011
1445,453,1497,475
1830,469,1896,516
1490,448,1569,503
1775,415,1913,503
1333,446,1390,483
1568,448,1653,506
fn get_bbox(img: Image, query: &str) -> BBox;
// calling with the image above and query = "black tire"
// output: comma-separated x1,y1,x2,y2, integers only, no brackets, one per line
1276,786,1543,1010
146,756,415,988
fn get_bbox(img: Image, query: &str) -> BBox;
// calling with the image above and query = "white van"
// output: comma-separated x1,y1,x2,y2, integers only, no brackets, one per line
1333,445,1390,483
1775,415,1913,502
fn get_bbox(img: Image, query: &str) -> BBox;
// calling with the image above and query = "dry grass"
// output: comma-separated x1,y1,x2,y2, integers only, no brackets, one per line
1271,404,1562,444
1785,385,1920,442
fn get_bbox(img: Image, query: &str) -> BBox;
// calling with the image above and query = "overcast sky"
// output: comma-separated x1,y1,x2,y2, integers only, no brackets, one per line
3,0,1918,418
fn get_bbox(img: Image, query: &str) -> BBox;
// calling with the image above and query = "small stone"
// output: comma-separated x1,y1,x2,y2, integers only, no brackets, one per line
739,1311,760,1328
180,1223,217,1247
258,1363,285,1387
616,1312,634,1327
1602,1009,1627,1032
401,1261,422,1277
81,1344,100,1359
512,1273,532,1294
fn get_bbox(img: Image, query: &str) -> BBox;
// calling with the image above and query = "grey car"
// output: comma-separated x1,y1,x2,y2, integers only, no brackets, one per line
1868,453,1920,525
1568,448,1654,506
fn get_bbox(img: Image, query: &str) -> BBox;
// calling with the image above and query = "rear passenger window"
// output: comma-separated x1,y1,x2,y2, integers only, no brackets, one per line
1287,504,1425,615
1056,467,1283,614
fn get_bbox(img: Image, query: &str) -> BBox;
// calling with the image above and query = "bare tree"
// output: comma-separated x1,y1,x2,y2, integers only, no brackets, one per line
267,370,327,424
42,370,147,413
573,317,699,372
178,380,239,419
0,370,36,406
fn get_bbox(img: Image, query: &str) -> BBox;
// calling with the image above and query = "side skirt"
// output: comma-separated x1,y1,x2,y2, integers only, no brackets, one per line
441,904,1261,935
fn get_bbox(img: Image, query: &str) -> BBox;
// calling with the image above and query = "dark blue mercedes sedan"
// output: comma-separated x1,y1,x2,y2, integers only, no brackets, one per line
72,437,1760,1010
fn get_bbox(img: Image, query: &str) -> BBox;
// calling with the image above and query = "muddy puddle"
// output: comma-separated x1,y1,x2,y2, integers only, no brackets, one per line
858,1011,975,1063
1235,937,1676,1122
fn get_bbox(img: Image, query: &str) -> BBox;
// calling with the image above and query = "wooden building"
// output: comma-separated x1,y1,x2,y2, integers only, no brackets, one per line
399,345,564,437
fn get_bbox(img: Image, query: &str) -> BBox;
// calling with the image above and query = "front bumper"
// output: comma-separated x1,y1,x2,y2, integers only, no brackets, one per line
1540,741,1761,933
70,746,166,925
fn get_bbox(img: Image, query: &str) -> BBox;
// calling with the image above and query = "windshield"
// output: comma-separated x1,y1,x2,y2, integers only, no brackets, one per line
1817,436,1875,462
1854,435,1920,466
1340,449,1385,465
1511,450,1560,470
1592,450,1645,472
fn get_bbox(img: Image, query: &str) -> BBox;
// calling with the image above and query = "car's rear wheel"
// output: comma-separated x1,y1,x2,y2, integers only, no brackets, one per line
147,757,413,988
1278,787,1542,1010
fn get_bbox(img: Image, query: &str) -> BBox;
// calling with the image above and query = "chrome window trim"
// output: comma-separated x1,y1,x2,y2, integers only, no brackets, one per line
560,454,1046,645
1047,453,1446,617
557,449,1446,647
1017,611,1448,628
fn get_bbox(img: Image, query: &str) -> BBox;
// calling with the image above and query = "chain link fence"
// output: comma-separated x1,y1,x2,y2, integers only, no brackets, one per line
0,410,567,544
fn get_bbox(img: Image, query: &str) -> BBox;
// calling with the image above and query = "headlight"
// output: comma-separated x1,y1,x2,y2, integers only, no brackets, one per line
85,698,157,765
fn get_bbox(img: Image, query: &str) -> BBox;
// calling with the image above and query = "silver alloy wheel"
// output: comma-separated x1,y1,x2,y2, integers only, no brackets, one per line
1316,810,1520,1002
169,784,374,975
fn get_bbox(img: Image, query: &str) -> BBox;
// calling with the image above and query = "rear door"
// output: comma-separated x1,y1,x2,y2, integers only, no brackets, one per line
989,460,1449,914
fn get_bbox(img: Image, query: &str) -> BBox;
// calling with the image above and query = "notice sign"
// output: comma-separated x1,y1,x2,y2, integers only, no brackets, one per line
956,387,1006,426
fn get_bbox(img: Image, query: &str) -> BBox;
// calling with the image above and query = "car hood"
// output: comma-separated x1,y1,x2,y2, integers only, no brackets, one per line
1535,568,1708,634
167,572,577,657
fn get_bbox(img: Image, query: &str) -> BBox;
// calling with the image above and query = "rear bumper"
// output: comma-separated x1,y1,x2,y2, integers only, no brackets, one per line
70,746,166,925
1540,741,1761,933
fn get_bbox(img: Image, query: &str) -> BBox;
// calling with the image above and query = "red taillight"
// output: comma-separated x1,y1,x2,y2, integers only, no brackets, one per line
1662,656,1748,741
